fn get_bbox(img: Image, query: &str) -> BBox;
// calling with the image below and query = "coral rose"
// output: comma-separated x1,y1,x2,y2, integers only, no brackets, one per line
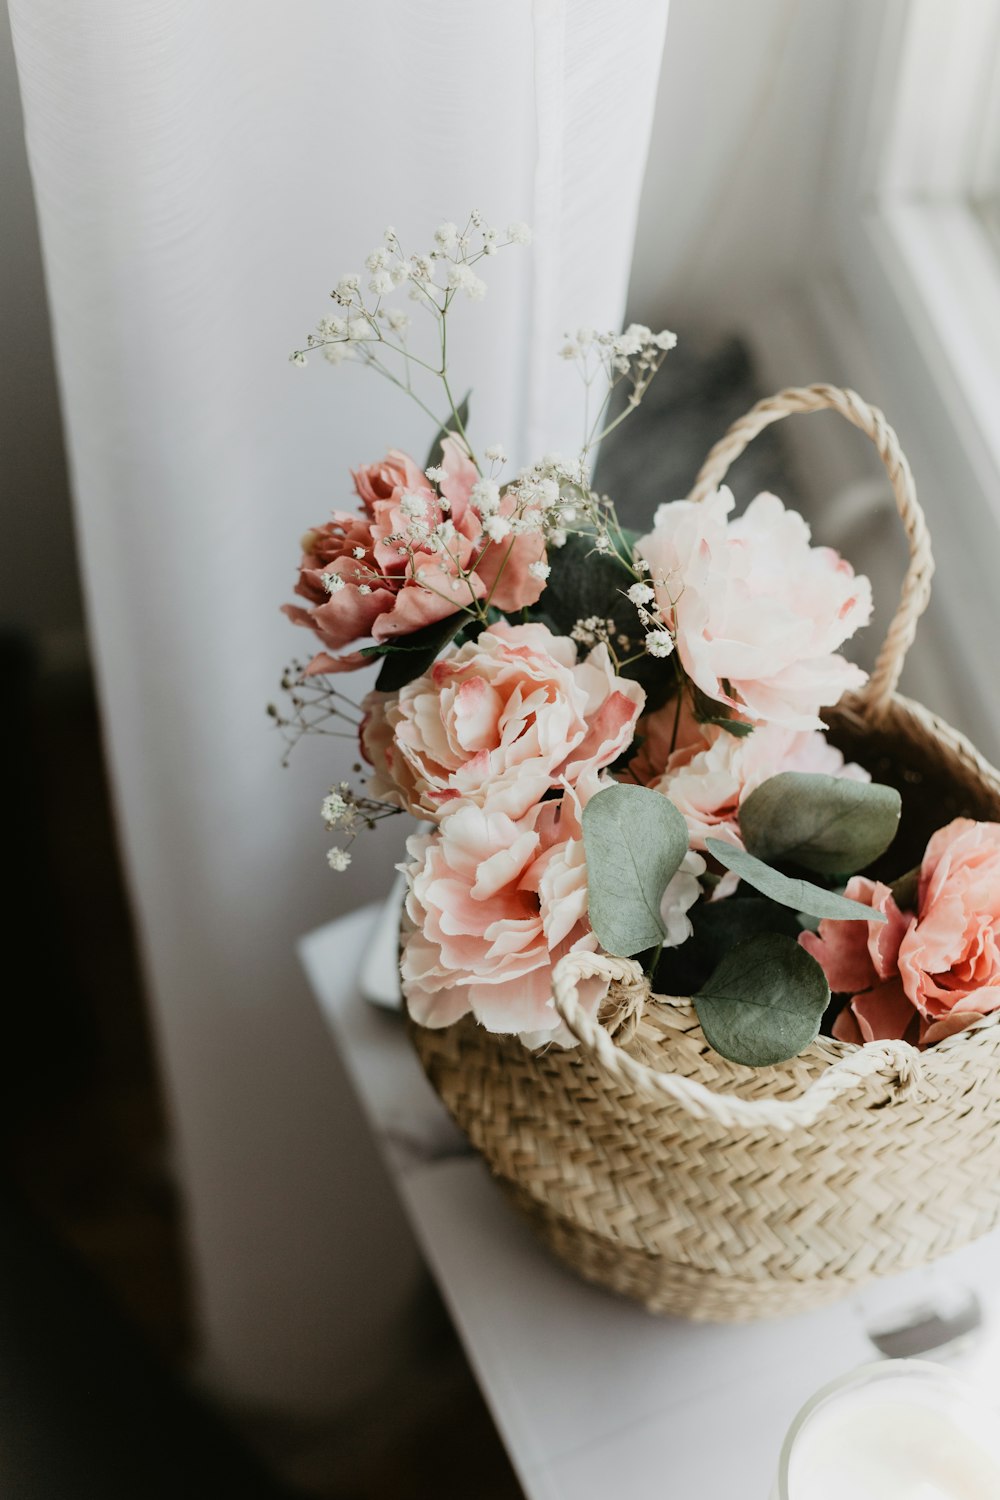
637,487,872,730
400,775,704,1044
800,818,1000,1046
283,438,547,673
361,621,645,821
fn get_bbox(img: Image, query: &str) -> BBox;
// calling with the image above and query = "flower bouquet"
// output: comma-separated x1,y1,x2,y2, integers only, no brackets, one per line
278,215,1000,1319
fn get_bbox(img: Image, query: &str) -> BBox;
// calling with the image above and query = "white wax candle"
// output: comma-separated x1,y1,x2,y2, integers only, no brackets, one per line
786,1377,1000,1500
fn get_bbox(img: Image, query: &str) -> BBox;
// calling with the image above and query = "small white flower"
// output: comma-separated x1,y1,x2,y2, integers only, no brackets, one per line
368,270,393,296
470,478,500,515
627,582,655,605
507,221,532,244
484,444,507,464
528,560,551,581
434,221,459,249
400,492,426,521
321,791,348,826
645,629,675,659
352,546,366,559
549,528,567,548
317,316,346,338
425,464,446,483
289,351,308,367
385,308,410,334
336,274,361,300
447,263,487,300
594,533,611,552
559,341,579,361
327,847,352,872
365,248,388,273
321,571,345,595
357,583,372,596
483,515,511,543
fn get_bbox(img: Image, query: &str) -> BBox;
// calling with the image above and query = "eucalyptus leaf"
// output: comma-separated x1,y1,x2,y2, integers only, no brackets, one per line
424,394,471,472
739,772,901,875
369,613,464,692
704,838,887,924
699,716,755,738
582,784,689,957
890,864,920,912
653,895,801,997
693,934,830,1068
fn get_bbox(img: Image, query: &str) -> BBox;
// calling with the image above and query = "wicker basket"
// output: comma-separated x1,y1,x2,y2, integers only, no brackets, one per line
408,385,1000,1321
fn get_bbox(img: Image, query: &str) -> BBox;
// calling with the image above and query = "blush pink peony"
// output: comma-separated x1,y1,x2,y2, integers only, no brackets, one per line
637,487,872,730
800,818,1000,1047
361,621,645,821
283,439,546,673
400,775,704,1044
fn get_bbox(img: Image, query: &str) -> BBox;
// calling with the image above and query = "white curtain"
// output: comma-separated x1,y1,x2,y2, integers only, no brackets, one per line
9,0,670,1411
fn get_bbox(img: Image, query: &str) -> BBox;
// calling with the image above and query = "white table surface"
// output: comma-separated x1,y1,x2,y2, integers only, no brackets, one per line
300,904,1000,1500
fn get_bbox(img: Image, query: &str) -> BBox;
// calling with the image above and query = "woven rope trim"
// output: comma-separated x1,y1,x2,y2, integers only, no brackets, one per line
686,384,934,721
551,952,930,1131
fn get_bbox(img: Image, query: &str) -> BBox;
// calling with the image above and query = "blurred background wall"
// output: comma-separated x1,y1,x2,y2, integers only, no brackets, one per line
3,0,994,1423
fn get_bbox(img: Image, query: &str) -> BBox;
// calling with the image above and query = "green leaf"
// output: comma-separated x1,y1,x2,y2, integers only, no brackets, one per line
890,864,920,912
704,838,887,924
653,895,802,996
739,772,901,876
424,394,471,472
582,784,690,957
699,716,755,738
695,936,827,1068
369,613,464,692
540,531,672,710
694,934,831,1068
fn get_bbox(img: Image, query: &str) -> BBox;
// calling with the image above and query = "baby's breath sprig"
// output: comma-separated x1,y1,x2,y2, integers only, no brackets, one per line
321,780,402,874
268,663,368,767
290,213,533,474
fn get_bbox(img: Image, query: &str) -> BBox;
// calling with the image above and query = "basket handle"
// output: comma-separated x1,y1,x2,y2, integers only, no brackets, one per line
686,384,934,722
552,951,926,1132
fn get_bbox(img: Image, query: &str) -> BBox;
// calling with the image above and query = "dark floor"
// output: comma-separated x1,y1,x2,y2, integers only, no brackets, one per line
0,638,522,1496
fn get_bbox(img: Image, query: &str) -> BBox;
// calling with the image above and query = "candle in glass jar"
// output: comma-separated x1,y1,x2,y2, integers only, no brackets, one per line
778,1363,1000,1500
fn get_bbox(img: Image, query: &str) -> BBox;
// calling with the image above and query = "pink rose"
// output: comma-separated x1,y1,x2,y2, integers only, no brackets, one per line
400,779,608,1042
400,775,705,1043
800,818,1000,1046
637,488,872,729
283,439,547,673
361,621,644,820
646,718,869,852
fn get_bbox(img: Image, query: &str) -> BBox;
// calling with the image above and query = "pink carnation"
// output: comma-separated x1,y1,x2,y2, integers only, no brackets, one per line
800,818,1000,1047
400,779,607,1042
400,776,704,1043
283,439,546,673
637,487,872,729
361,621,644,820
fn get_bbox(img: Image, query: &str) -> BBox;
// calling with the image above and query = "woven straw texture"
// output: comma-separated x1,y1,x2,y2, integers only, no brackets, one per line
407,386,1000,1321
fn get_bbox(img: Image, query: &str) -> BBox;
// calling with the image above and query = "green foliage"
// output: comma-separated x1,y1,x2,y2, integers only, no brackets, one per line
653,895,802,996
693,934,830,1068
704,838,888,924
540,530,672,710
582,784,689,957
362,613,465,692
739,772,901,876
424,393,471,471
